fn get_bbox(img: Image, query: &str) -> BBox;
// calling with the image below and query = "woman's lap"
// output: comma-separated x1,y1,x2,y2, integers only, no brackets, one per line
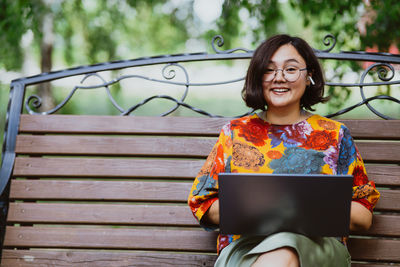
214,232,351,267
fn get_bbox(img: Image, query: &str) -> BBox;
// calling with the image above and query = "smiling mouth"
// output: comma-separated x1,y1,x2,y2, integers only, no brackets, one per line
271,88,289,92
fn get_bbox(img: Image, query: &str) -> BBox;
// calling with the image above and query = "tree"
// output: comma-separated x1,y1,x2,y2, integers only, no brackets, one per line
216,0,399,52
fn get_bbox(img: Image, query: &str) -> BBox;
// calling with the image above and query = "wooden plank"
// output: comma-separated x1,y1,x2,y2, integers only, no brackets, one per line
357,142,400,162
18,115,400,140
348,238,400,262
12,155,400,182
15,135,216,157
374,189,400,212
366,165,400,187
9,180,400,212
15,135,400,162
2,250,399,267
13,157,204,178
3,226,400,262
340,120,400,140
19,115,230,136
7,203,198,226
10,180,192,201
354,214,400,238
1,250,218,267
8,203,399,238
3,227,218,252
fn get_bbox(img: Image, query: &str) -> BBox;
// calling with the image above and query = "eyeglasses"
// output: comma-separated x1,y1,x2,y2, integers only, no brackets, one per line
264,66,308,82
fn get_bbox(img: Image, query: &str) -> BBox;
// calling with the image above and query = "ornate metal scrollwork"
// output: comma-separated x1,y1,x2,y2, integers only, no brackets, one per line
359,63,399,119
211,35,252,54
20,34,399,119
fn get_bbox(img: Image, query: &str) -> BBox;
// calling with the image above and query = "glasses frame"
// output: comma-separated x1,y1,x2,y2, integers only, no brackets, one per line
264,67,308,83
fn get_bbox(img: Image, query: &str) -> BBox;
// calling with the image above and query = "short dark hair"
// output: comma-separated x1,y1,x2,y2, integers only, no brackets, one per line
242,34,329,111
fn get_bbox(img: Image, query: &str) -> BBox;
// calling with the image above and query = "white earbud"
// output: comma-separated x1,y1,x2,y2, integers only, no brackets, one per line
308,76,315,86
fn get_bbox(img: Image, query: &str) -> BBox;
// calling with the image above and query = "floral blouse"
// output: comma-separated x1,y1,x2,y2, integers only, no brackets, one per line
188,113,380,253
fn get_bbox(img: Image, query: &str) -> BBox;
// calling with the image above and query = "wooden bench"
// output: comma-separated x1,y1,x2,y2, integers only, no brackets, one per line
0,114,398,266
1,34,400,266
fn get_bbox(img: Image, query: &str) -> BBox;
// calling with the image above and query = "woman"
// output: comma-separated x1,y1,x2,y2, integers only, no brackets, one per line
188,34,380,267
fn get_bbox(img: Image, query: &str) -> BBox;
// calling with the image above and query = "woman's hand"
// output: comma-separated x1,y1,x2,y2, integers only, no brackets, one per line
350,201,373,231
203,199,220,226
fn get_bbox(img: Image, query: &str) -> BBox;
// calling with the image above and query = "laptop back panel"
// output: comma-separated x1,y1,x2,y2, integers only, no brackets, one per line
218,173,353,237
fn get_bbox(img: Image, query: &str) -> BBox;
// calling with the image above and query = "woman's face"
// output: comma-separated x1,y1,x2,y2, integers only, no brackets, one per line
262,44,310,111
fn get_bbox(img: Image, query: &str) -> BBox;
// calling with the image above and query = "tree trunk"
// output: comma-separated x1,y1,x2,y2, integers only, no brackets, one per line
37,11,55,113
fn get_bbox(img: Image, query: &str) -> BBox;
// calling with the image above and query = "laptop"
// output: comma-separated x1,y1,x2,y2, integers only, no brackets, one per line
218,173,353,237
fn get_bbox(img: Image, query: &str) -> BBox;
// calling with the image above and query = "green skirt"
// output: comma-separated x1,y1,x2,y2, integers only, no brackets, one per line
214,232,351,267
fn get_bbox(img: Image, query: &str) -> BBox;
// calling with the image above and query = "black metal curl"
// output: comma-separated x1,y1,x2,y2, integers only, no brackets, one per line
326,95,400,119
80,73,125,113
162,64,177,80
25,86,80,115
211,35,252,54
359,63,398,119
26,95,42,109
121,94,254,118
315,34,337,53
159,63,190,116
375,64,395,82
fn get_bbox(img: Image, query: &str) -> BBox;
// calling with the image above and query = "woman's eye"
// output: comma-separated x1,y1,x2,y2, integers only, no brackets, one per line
265,69,275,74
285,67,298,73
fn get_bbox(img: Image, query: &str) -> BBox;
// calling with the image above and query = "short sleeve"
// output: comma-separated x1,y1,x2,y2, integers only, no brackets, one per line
187,123,232,230
337,125,380,212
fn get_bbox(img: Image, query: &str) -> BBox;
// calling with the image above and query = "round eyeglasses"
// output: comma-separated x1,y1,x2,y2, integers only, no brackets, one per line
264,67,308,82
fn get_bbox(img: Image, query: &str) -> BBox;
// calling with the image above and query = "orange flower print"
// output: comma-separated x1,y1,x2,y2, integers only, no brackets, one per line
231,118,269,146
198,146,217,176
232,141,265,171
317,119,337,130
302,130,337,150
267,150,283,159
352,165,369,186
210,144,225,180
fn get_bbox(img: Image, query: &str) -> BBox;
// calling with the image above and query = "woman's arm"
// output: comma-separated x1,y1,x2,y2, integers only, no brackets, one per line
203,199,220,226
350,201,372,231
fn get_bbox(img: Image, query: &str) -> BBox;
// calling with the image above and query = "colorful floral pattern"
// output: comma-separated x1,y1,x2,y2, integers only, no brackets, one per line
188,113,380,253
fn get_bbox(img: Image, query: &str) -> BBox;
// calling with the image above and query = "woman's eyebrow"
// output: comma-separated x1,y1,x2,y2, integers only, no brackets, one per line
268,58,301,64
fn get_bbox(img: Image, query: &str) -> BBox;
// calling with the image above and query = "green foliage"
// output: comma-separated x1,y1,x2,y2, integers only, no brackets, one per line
362,0,400,51
0,0,43,70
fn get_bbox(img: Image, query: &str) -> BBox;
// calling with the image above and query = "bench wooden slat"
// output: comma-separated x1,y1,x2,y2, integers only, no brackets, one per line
375,189,400,212
354,214,400,237
19,115,230,136
3,227,218,252
365,165,400,187
348,238,400,262
18,115,400,140
15,135,400,162
15,135,215,158
12,156,400,181
9,180,400,211
7,203,198,226
356,141,400,162
356,142,400,162
7,203,399,238
3,226,399,262
10,180,191,201
3,250,398,267
340,120,400,140
13,157,204,178
1,250,218,267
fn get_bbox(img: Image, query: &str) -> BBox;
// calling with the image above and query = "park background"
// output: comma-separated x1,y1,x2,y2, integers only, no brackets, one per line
1,0,399,163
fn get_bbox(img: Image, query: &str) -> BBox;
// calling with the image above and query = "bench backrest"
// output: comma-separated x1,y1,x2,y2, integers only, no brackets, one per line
1,34,400,266
1,114,399,266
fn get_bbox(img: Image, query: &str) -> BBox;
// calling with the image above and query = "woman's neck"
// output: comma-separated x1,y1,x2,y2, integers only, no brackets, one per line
262,107,309,125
